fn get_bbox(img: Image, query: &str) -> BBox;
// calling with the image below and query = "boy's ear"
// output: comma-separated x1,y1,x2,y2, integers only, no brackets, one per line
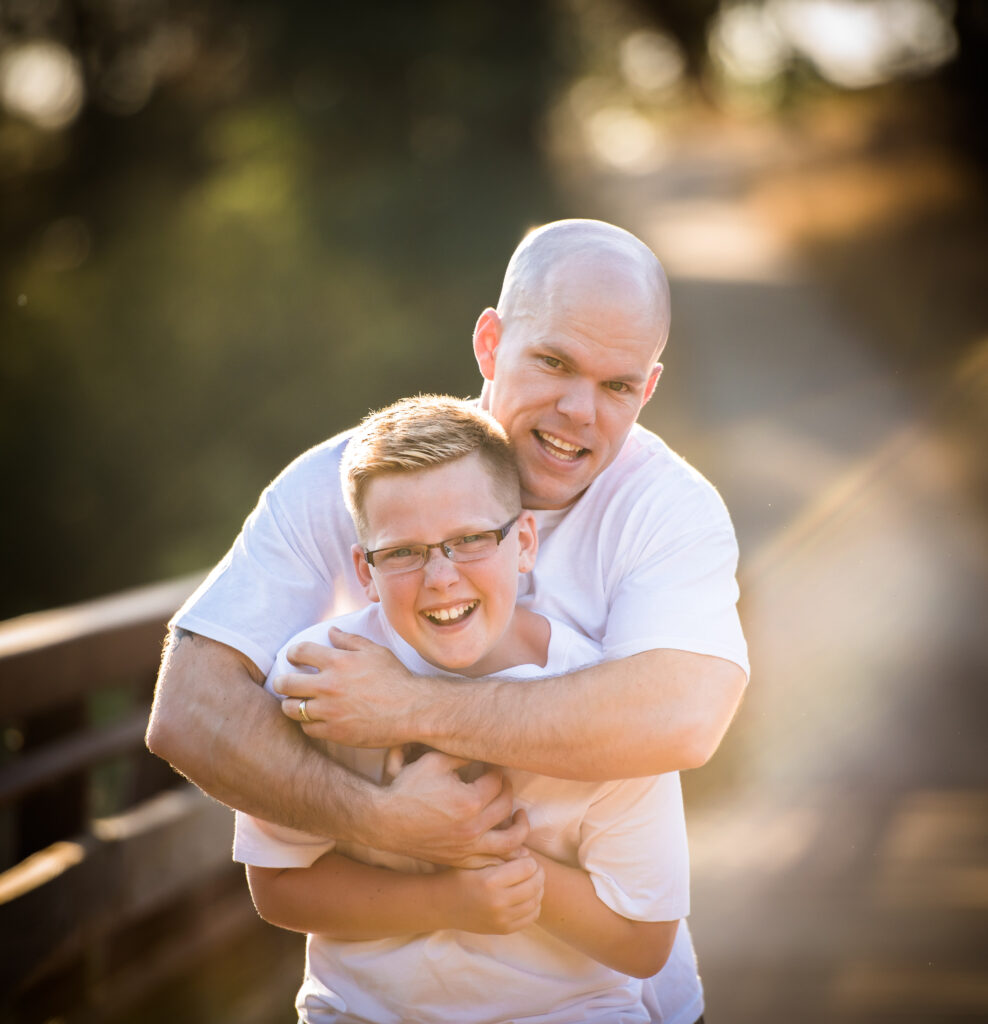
352,543,380,603
516,510,538,574
472,307,502,382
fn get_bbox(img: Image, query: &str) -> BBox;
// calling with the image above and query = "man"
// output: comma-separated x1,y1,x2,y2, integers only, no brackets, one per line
147,219,748,1023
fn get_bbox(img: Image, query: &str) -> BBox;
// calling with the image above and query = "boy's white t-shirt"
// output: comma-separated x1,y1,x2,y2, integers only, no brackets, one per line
235,605,691,1024
175,420,749,1024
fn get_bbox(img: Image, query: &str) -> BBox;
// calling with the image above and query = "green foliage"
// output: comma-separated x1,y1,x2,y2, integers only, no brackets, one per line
0,0,566,616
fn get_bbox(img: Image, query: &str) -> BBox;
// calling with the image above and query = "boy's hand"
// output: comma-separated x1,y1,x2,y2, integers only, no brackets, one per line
447,853,544,934
274,628,427,748
375,752,530,868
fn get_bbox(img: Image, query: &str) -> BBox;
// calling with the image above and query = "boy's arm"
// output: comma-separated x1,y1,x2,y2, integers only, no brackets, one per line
146,630,526,865
246,848,544,939
277,634,745,779
528,849,678,979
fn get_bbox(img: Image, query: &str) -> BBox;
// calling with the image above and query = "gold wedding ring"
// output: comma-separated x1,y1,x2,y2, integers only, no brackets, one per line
298,698,313,724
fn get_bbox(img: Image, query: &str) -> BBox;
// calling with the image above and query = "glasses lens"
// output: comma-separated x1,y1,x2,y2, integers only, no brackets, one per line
447,532,498,561
375,546,425,573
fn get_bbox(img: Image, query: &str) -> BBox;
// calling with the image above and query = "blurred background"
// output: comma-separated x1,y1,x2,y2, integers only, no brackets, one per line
1,0,986,1021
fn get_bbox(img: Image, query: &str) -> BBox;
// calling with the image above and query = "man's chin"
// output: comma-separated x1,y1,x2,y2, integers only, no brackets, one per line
521,479,588,511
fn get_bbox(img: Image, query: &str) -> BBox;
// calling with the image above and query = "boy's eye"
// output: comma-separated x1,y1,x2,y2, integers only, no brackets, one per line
383,546,417,561
451,532,495,552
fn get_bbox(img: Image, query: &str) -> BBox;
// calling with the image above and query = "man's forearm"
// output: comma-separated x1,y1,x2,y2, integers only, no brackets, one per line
146,630,528,865
417,648,747,780
146,630,377,838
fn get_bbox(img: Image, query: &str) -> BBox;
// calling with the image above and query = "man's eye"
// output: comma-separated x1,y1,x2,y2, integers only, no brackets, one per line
541,356,563,369
383,546,416,560
604,381,630,393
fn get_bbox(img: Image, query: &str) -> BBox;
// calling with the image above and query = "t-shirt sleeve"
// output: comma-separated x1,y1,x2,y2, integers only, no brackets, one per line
233,810,337,868
578,773,691,923
603,483,749,677
171,436,358,676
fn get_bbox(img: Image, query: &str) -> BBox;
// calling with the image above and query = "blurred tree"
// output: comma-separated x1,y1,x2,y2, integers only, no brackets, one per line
0,0,566,617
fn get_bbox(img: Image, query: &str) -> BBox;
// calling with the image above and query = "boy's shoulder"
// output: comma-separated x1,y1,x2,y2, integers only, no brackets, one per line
541,615,602,676
269,606,384,681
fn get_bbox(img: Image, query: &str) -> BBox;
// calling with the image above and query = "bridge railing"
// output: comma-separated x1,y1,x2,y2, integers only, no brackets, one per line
0,576,300,1024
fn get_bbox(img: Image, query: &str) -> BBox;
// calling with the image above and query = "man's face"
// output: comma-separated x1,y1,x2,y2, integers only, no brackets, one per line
352,453,537,676
475,274,664,511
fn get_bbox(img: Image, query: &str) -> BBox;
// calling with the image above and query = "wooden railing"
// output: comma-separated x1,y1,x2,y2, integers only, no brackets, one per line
0,576,301,1024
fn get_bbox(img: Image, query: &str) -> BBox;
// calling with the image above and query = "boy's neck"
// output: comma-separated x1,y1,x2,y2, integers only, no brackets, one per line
444,607,550,678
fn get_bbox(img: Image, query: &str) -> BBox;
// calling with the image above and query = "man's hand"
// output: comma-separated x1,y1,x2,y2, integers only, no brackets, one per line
369,750,529,868
445,853,544,934
274,627,429,748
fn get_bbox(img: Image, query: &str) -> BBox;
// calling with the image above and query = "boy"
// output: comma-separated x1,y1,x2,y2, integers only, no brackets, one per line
234,396,691,1023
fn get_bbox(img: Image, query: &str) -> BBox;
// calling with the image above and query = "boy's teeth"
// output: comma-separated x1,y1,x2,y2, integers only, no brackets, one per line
424,601,478,623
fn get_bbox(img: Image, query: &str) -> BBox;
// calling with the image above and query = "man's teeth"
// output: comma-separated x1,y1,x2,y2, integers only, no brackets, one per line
537,431,586,459
424,601,478,624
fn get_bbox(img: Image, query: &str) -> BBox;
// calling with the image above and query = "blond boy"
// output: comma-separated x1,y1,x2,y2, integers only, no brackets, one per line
234,396,690,1024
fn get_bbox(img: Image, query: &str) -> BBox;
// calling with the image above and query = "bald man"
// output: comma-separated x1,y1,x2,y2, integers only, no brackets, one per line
147,220,747,1024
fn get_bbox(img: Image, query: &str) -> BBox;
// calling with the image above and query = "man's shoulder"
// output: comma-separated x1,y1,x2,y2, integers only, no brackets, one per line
585,423,730,522
268,428,355,492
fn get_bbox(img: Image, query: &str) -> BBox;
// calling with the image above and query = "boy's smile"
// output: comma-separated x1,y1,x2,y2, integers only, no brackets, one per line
352,453,539,677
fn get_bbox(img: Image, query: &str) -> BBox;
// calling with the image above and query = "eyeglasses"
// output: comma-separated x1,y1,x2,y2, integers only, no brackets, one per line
364,516,520,575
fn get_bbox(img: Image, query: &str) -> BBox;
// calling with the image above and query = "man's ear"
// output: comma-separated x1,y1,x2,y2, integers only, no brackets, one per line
352,543,380,603
642,362,663,405
473,308,502,382
515,510,538,574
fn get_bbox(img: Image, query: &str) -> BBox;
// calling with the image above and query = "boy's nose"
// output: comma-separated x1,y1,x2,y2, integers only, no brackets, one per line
422,546,459,587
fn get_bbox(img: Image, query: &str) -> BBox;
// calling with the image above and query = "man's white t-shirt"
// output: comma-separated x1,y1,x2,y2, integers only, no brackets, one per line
235,604,691,1024
175,421,749,1024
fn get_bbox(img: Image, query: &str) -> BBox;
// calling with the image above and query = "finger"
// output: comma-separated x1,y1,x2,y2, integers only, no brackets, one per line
280,697,308,722
475,807,530,861
467,766,512,809
272,669,321,699
327,626,375,650
384,746,406,780
285,641,336,671
416,749,472,774
490,854,538,886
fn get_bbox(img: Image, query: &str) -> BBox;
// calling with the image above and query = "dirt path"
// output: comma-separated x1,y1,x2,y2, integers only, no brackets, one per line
559,104,988,1022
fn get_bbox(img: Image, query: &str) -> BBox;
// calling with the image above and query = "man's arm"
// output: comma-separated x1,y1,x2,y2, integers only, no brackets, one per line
276,631,746,779
145,629,528,864
246,849,543,940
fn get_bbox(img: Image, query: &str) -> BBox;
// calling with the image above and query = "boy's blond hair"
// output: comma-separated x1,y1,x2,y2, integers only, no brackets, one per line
341,395,521,540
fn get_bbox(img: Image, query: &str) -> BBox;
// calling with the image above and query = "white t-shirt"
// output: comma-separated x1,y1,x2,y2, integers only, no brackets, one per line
235,605,691,1024
175,421,748,1024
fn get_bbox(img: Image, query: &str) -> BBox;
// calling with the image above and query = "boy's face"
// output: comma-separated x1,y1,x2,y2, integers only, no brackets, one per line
352,452,537,676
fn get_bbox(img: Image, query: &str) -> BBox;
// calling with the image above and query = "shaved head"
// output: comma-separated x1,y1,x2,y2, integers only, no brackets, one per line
496,219,671,359
473,219,672,509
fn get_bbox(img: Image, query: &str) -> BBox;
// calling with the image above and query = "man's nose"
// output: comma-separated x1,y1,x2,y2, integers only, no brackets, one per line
422,545,459,587
556,379,597,425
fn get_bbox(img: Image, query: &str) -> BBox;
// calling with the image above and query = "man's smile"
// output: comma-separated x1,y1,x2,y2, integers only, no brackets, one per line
533,430,590,462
